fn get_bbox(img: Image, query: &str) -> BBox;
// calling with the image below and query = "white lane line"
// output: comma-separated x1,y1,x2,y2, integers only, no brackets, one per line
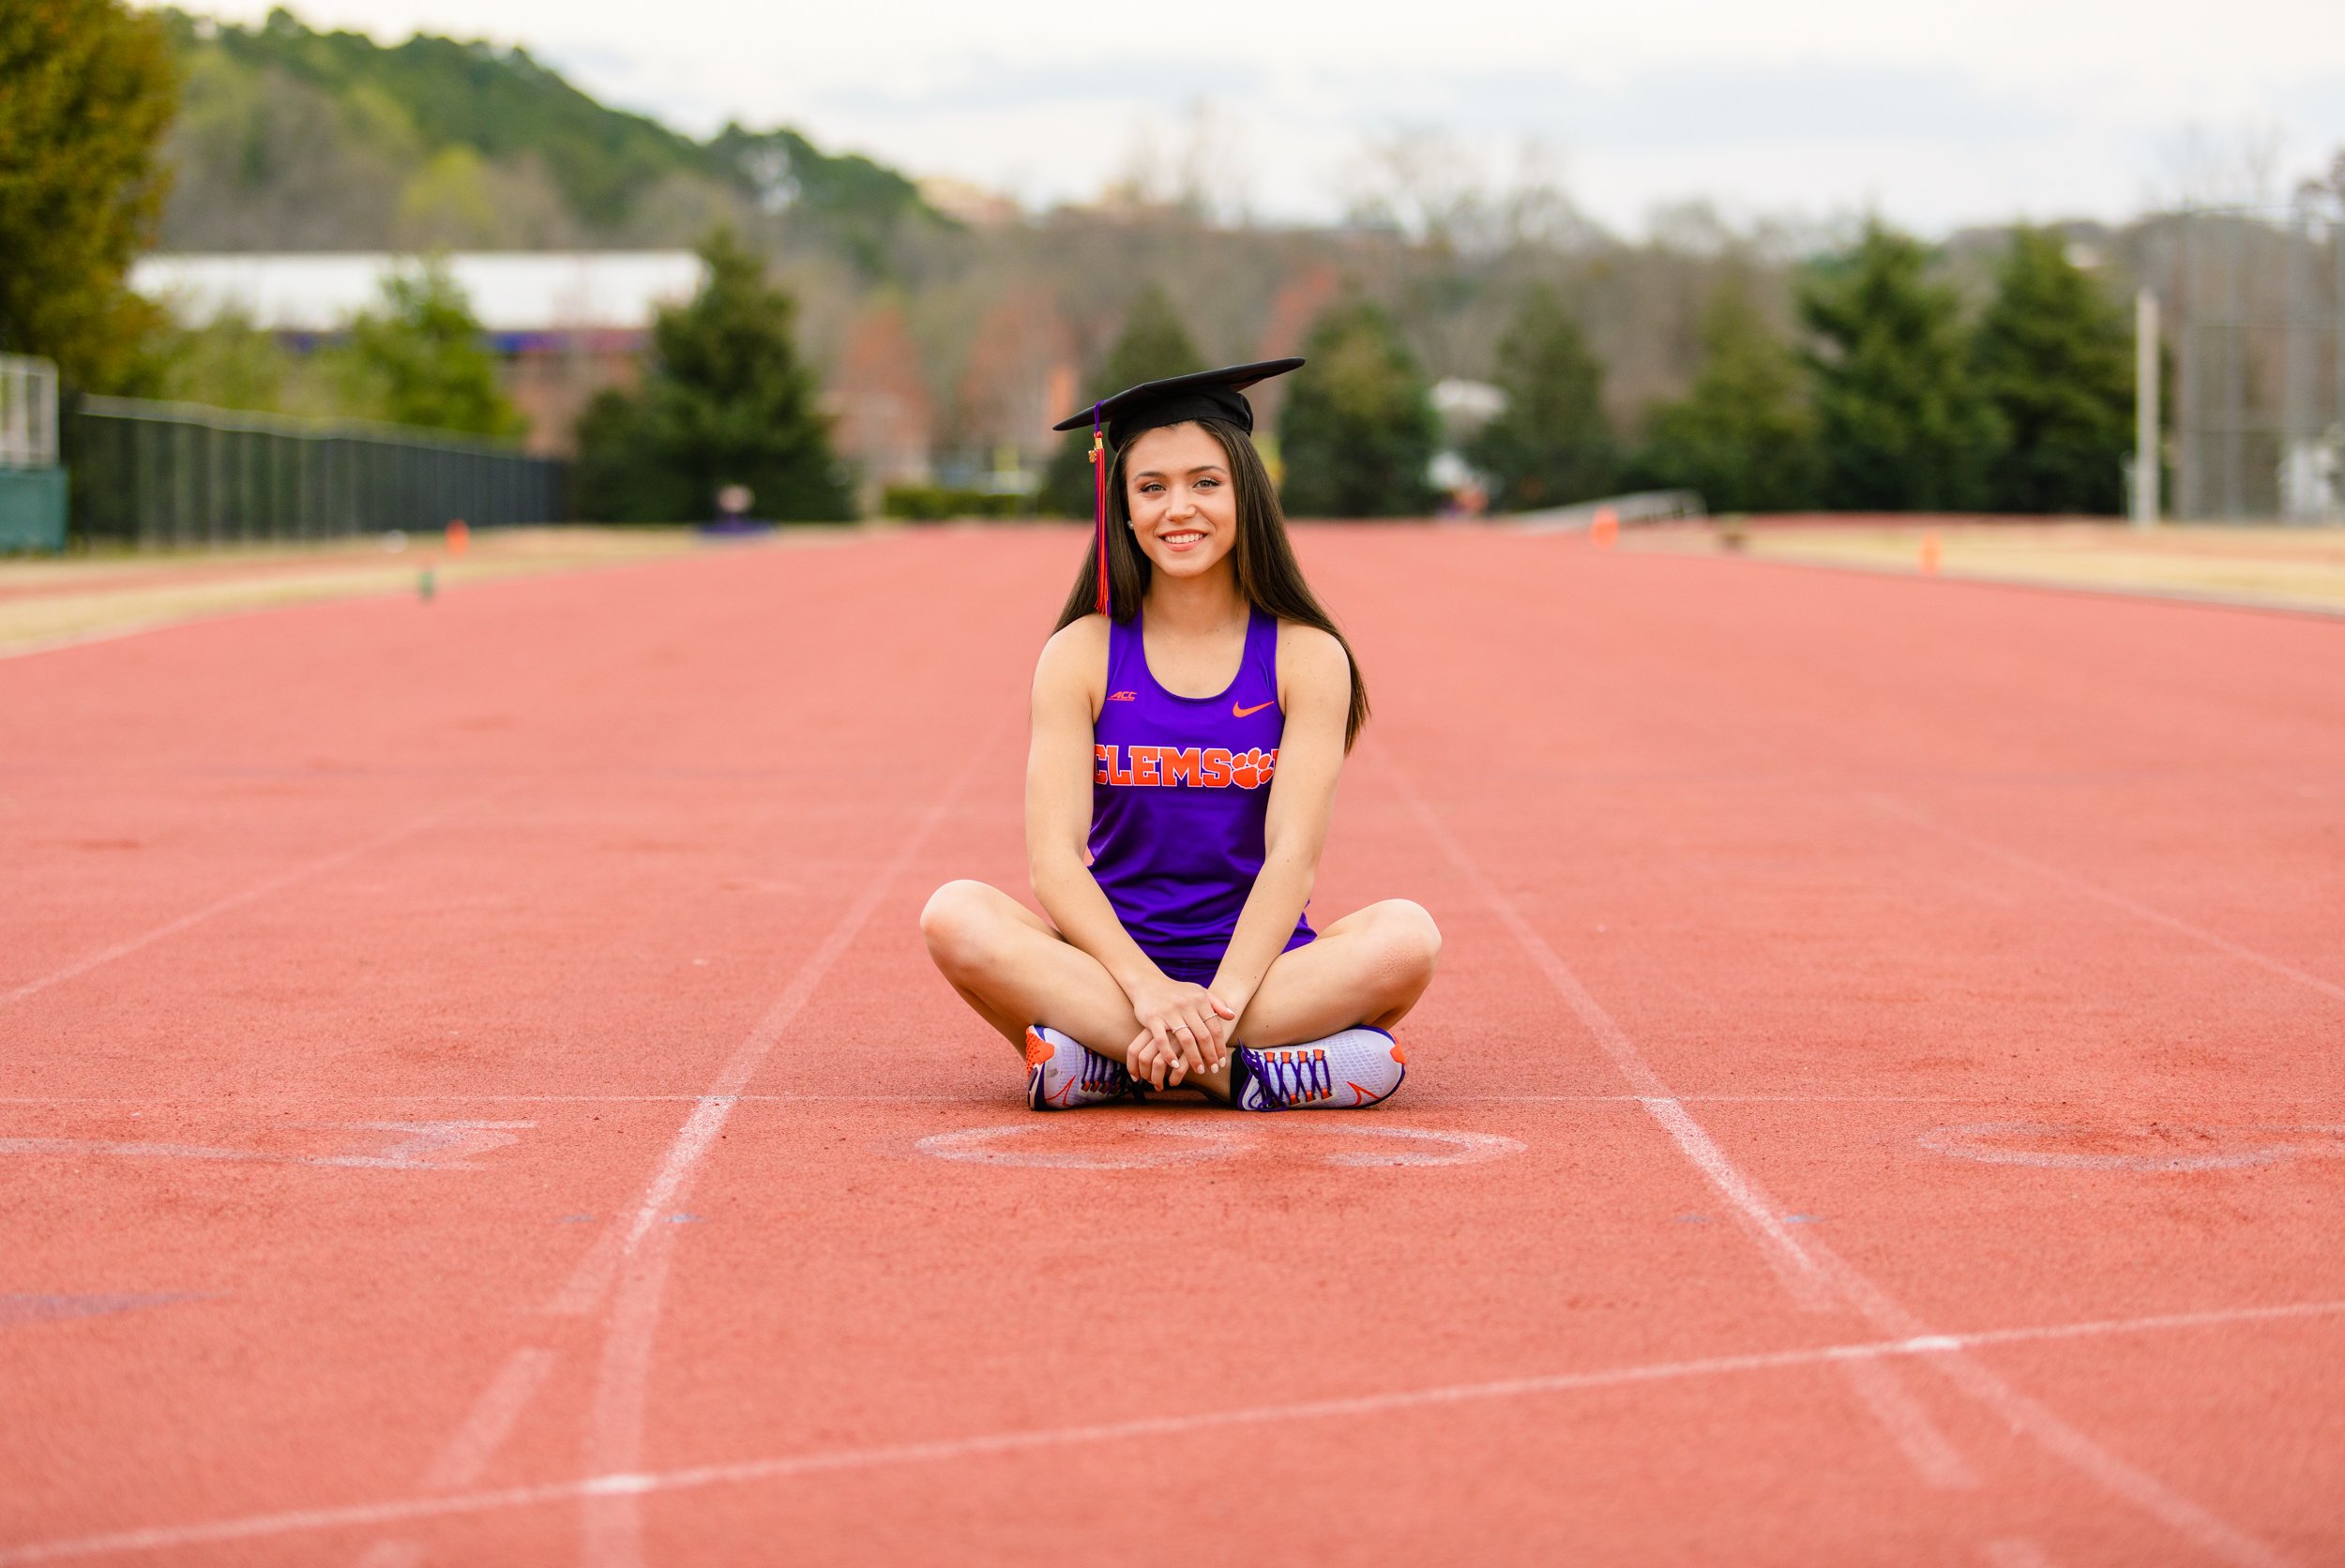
1384,759,2295,1565
568,748,994,1568
1384,770,1832,1312
3,1298,2335,1566
419,1349,558,1492
1846,1249,2293,1568
2,780,518,1008
1833,1354,1981,1489
1864,792,2345,1009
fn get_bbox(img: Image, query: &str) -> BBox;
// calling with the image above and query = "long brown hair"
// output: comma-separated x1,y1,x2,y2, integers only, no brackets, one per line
1054,417,1369,749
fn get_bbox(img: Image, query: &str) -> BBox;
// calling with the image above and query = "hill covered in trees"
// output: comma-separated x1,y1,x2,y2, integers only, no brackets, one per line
114,5,2193,520
157,7,940,261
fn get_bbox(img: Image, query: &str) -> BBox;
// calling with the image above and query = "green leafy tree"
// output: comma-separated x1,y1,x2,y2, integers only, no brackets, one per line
1039,284,1205,516
1800,220,2001,510
1634,276,1820,512
156,307,300,413
0,0,177,391
574,230,851,522
1973,226,2133,514
325,262,524,436
1278,299,1439,518
1468,284,1618,510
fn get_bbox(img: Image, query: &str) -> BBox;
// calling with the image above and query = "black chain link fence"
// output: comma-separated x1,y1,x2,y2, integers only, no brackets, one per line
68,396,567,546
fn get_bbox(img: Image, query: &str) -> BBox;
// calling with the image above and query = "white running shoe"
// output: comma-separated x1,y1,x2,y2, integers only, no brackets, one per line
1232,1028,1406,1110
1024,1026,1144,1110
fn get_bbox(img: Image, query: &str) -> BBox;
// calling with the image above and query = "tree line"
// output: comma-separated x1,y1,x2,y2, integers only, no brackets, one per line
1269,219,2136,518
9,0,2141,526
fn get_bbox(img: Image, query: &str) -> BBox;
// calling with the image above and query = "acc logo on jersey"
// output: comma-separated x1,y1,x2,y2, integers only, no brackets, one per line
1096,745,1278,790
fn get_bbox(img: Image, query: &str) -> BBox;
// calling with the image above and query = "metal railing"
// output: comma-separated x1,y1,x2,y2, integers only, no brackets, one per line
69,396,567,546
2165,202,2344,521
1,354,60,469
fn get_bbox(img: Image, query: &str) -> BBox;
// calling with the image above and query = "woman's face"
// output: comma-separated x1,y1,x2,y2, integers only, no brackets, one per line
1124,422,1239,581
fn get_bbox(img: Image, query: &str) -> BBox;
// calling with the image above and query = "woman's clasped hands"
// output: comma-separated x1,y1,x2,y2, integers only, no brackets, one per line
1123,973,1236,1089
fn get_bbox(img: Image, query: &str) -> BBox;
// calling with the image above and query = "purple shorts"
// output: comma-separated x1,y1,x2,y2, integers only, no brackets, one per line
1147,928,1314,990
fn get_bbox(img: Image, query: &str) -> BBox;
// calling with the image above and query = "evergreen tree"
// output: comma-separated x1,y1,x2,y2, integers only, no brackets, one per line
1039,284,1204,516
1278,299,1439,518
1973,226,2133,514
1800,220,2001,511
327,263,524,437
0,0,177,392
1467,284,1617,510
574,229,851,522
1634,276,1820,512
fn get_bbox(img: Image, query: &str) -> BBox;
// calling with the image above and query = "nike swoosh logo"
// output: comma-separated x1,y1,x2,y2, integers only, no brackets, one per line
1233,700,1277,718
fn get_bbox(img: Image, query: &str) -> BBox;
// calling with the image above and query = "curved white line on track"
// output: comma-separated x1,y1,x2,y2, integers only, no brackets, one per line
1918,1123,2329,1172
4,1298,2336,1566
1309,1124,1524,1166
570,744,997,1568
911,1122,1527,1169
915,1123,1247,1168
1382,756,2299,1568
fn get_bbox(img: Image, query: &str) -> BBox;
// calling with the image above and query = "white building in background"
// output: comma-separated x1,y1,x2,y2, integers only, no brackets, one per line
129,251,707,456
129,251,705,336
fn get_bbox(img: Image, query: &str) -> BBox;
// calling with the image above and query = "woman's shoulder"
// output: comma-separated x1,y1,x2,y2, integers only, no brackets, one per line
1274,619,1347,674
1035,613,1110,688
1274,620,1351,705
1040,613,1110,661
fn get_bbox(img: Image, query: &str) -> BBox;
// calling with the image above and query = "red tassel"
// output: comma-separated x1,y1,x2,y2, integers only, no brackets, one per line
1090,404,1109,615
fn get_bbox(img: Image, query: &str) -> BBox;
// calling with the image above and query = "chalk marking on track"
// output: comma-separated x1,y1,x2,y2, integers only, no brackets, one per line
1919,1123,2344,1172
911,1123,1526,1170
420,1348,558,1491
0,1123,532,1171
1981,1538,2059,1568
1864,792,2345,1008
1384,760,2295,1567
4,1298,2337,1566
1301,1125,1525,1167
915,1124,1247,1168
1,780,521,1009
23,1091,2338,1110
1832,1353,1980,1489
557,746,997,1568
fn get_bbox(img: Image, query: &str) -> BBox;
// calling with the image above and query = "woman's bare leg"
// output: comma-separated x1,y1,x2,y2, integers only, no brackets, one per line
919,880,1142,1062
1230,899,1442,1048
921,884,1439,1099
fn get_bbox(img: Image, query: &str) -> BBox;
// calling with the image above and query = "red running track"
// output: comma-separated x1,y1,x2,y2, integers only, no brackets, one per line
3,527,2341,1566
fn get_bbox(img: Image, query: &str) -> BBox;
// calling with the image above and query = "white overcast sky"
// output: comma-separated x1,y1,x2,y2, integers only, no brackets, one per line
167,0,2345,234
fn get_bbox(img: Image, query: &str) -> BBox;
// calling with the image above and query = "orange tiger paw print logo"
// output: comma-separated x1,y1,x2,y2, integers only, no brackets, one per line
1229,748,1263,788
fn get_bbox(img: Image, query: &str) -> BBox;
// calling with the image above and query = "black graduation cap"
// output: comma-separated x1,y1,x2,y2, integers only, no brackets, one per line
1051,358,1304,450
1057,357,1304,615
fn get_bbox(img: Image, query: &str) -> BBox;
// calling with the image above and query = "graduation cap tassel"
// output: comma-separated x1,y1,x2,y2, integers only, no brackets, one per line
1090,403,1110,616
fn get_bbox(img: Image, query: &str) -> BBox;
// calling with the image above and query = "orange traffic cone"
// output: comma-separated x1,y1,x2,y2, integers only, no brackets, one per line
1591,507,1619,550
446,519,470,557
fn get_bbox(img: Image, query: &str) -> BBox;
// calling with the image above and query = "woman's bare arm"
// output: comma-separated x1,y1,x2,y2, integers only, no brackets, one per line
1205,623,1350,1032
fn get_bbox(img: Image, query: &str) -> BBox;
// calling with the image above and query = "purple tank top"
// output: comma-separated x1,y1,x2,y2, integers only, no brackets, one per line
1091,607,1314,965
